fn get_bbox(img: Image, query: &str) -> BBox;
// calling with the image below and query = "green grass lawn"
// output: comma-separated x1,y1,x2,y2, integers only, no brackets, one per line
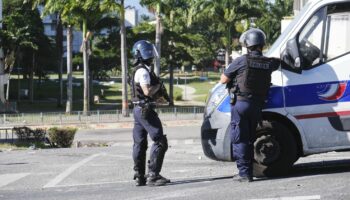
8,73,122,112
186,71,220,102
7,70,219,112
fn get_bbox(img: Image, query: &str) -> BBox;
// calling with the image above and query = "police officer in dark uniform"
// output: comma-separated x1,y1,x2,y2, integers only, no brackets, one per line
219,28,279,182
130,40,170,186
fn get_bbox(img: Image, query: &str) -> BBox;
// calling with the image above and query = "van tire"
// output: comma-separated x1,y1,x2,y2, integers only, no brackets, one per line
253,120,298,177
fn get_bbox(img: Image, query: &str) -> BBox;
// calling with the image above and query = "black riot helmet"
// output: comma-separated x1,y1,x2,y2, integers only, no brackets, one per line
132,40,158,66
239,28,266,49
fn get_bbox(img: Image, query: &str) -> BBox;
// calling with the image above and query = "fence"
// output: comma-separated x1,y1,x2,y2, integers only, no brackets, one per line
0,106,204,126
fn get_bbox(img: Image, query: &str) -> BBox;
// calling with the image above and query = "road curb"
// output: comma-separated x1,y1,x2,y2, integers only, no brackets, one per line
24,119,203,130
74,138,201,148
79,119,203,130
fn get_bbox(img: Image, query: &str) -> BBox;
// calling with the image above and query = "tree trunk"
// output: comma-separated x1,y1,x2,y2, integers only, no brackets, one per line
154,3,162,77
120,0,129,117
29,52,35,103
169,65,174,106
168,10,174,106
17,71,20,102
90,70,93,104
65,25,73,114
225,24,232,67
0,1,4,103
56,13,64,107
6,75,9,100
83,20,90,114
0,49,5,103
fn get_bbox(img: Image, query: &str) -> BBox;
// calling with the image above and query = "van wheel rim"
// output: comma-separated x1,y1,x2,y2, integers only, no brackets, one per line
254,135,281,165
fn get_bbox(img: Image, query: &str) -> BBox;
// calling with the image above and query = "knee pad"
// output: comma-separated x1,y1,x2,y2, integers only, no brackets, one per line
155,135,168,152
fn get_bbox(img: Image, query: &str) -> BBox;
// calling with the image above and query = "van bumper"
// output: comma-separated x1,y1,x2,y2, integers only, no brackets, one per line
201,115,232,161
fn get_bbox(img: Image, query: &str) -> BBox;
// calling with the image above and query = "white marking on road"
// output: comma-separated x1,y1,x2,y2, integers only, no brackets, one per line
250,195,321,200
41,174,230,188
171,169,189,173
49,180,132,188
43,152,106,188
0,173,30,188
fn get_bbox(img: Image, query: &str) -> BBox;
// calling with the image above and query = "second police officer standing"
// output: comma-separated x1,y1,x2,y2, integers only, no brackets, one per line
220,28,280,182
130,40,170,186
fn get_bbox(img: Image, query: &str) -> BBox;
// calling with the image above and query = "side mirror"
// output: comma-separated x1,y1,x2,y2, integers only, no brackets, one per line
281,38,302,70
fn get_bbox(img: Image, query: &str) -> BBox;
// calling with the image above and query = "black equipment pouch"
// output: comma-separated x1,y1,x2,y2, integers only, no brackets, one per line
141,106,150,119
229,88,236,105
140,102,155,119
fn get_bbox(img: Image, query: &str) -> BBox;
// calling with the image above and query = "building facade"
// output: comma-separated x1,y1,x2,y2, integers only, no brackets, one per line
39,5,141,57
39,7,83,57
293,0,311,14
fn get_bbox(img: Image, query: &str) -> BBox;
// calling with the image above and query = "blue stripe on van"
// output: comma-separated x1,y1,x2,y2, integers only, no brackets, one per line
217,87,284,113
284,81,350,107
217,81,350,113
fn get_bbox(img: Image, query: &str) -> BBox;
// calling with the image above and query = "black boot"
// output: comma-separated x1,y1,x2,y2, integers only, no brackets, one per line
134,173,146,186
146,173,170,186
232,174,253,183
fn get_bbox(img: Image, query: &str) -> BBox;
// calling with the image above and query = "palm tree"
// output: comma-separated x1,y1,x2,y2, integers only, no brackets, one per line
101,0,129,117
140,0,162,77
37,0,110,114
256,0,293,46
31,0,78,113
140,0,180,106
189,0,260,66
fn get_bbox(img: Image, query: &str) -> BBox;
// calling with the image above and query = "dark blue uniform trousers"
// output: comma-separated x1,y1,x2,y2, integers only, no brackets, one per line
132,106,164,175
230,100,262,177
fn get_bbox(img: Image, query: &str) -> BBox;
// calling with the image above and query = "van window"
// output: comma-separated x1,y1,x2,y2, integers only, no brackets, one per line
298,3,350,69
298,8,324,69
324,3,350,61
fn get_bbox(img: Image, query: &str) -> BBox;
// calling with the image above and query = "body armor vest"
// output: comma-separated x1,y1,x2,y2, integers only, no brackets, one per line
131,64,160,102
235,55,277,100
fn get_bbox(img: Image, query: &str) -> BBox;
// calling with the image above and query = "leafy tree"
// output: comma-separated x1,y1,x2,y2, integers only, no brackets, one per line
101,0,129,116
90,16,121,81
1,0,54,103
140,0,162,76
29,0,65,107
255,0,294,46
34,0,119,114
30,0,81,113
189,0,263,66
140,0,195,105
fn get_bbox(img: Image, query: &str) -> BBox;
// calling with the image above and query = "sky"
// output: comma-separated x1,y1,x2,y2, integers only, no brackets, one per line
125,0,153,17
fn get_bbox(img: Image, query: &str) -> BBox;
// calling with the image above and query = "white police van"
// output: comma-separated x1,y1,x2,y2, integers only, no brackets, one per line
201,0,350,177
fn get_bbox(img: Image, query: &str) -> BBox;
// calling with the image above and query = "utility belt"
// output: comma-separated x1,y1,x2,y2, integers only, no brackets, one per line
133,100,156,108
229,90,265,105
133,100,157,119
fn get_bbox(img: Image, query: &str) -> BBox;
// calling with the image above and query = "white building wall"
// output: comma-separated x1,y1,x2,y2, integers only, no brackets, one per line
39,6,82,55
282,0,311,32
294,0,311,14
125,7,138,27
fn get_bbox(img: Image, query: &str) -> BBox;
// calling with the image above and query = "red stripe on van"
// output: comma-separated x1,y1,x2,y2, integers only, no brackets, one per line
295,111,350,119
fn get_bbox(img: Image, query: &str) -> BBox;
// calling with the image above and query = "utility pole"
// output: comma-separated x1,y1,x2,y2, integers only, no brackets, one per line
120,0,129,117
154,2,162,77
0,0,8,105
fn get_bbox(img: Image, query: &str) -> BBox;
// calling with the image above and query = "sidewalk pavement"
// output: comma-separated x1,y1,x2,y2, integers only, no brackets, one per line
72,119,203,148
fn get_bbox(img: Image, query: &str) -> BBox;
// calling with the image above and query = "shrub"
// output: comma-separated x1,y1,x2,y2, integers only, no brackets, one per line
33,128,46,140
13,126,46,141
48,127,77,148
174,91,183,101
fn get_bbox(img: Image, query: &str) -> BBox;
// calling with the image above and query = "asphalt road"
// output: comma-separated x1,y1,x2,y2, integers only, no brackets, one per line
0,125,350,200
